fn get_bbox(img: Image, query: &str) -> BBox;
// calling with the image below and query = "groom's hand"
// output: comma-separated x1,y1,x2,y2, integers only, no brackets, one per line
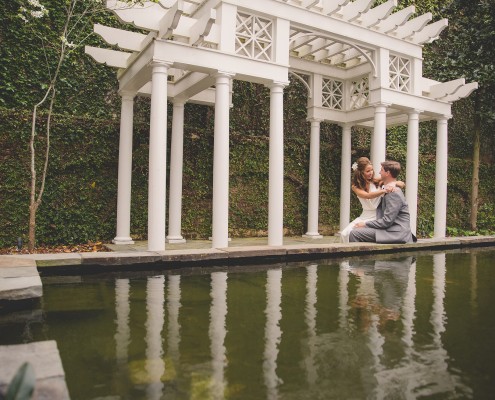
354,222,366,228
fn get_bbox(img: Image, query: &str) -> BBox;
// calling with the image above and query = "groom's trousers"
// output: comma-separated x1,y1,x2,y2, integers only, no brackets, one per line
349,227,377,242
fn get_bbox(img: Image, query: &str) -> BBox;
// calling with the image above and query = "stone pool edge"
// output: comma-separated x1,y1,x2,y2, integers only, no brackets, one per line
2,235,495,273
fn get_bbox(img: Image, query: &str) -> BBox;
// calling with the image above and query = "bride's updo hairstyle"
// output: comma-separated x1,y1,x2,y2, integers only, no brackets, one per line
352,157,379,192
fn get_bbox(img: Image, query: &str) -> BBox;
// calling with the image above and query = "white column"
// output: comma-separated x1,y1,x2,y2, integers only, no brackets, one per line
209,272,228,399
167,101,186,243
145,275,165,400
212,72,233,248
406,110,421,236
113,92,135,245
434,117,449,238
148,62,171,251
268,82,285,246
304,119,323,238
371,103,389,173
263,268,282,399
339,124,352,232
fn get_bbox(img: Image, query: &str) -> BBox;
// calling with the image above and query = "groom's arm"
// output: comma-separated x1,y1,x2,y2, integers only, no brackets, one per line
365,192,402,229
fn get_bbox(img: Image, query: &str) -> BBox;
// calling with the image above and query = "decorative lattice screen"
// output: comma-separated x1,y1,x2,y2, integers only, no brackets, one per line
235,12,273,61
389,55,411,92
322,78,343,110
349,77,369,110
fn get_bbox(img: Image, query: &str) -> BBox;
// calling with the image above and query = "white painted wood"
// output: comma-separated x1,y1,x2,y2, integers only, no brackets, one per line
84,46,131,68
108,0,165,30
212,73,233,249
305,119,323,238
411,19,448,44
339,124,352,232
322,0,351,16
406,110,420,236
434,118,448,238
94,24,148,51
441,82,479,102
189,8,216,46
359,0,397,28
394,13,432,40
147,63,170,251
371,103,388,173
167,101,186,243
375,5,415,34
339,0,374,23
427,78,465,99
113,93,135,245
268,83,285,246
158,0,184,39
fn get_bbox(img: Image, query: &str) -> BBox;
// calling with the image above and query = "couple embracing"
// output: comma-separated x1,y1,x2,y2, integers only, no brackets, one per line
341,158,415,244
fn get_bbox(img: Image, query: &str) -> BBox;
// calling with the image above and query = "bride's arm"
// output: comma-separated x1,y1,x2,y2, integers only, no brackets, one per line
352,185,386,199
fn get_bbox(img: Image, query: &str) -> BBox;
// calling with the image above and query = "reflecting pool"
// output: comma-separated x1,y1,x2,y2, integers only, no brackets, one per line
1,248,495,399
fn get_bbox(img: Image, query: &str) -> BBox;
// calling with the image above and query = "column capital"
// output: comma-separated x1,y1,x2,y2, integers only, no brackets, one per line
370,102,392,109
149,60,173,71
437,114,452,121
266,81,289,90
407,108,423,116
119,90,136,101
214,71,235,79
172,99,186,106
338,122,354,130
306,117,323,123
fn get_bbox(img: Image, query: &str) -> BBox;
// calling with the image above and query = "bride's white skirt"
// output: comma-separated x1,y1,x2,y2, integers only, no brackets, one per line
340,210,377,243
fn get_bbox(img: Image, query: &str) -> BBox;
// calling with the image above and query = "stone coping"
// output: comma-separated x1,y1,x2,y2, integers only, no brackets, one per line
0,340,70,400
1,236,494,273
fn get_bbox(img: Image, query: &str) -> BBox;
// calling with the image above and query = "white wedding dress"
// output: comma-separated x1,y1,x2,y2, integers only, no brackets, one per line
340,182,383,243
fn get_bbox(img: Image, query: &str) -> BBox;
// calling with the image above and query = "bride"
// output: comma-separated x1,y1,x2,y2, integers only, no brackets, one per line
340,157,404,243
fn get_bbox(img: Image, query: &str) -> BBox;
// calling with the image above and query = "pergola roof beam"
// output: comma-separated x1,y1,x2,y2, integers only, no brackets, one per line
94,24,153,52
85,46,132,68
393,13,432,40
298,38,333,57
440,82,478,103
189,8,217,45
107,0,165,30
428,78,465,99
359,0,397,28
158,1,185,39
301,0,320,9
338,0,374,23
321,0,351,16
375,5,415,34
410,19,448,45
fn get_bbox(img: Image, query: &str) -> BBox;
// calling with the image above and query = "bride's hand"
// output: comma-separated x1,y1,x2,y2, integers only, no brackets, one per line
384,183,398,193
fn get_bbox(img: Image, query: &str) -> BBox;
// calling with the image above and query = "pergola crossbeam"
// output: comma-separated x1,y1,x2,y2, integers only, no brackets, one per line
394,13,432,40
338,0,374,23
410,19,448,45
359,0,397,28
322,0,351,16
375,5,415,34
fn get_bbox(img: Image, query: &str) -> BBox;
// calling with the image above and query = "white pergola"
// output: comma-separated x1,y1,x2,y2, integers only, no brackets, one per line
86,0,478,251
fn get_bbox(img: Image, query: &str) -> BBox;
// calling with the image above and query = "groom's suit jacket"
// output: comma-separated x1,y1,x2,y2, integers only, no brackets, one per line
365,188,413,244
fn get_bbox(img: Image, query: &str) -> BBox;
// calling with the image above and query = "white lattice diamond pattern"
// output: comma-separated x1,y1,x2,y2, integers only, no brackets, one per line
235,12,273,61
389,55,411,92
350,77,369,110
322,78,343,110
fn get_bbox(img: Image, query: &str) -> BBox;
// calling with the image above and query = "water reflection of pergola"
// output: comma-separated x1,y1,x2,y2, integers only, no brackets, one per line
86,0,478,251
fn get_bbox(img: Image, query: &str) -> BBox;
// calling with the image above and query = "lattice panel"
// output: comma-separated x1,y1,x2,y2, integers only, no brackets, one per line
235,12,273,61
389,55,411,92
349,77,369,110
322,78,343,110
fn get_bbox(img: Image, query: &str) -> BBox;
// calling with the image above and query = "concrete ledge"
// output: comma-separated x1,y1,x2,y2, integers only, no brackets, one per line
0,340,70,400
0,267,42,301
80,251,163,266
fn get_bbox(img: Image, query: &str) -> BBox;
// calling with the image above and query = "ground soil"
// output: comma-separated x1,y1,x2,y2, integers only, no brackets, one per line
0,242,108,255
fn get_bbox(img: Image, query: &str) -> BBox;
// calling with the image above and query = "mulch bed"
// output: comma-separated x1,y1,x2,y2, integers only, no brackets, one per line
0,242,108,255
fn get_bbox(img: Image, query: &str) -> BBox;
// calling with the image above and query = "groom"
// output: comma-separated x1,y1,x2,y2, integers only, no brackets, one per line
349,161,414,244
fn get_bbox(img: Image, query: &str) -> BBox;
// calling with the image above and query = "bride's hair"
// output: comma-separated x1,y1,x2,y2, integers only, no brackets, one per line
352,157,381,192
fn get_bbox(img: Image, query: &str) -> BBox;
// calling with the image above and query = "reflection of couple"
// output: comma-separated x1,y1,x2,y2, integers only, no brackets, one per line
340,158,415,244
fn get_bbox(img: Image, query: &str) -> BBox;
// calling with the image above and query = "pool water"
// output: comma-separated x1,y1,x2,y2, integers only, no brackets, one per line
1,248,495,399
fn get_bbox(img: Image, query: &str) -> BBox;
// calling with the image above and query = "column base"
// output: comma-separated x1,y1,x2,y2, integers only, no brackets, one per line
303,232,323,239
112,237,135,245
166,236,186,244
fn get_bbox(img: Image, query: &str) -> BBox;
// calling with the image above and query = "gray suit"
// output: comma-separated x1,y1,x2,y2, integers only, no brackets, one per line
349,188,414,244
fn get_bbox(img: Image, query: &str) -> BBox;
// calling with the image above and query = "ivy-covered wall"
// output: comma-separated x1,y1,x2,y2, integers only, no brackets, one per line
1,0,494,248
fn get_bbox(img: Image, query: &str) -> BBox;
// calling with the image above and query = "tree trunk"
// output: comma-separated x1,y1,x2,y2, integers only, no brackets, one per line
470,98,481,231
28,202,39,252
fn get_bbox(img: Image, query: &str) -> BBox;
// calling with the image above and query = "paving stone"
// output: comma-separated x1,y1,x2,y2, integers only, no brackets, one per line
0,340,70,400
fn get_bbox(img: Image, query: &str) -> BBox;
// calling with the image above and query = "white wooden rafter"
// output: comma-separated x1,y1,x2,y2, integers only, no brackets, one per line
393,13,432,40
338,0,374,23
358,0,397,28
